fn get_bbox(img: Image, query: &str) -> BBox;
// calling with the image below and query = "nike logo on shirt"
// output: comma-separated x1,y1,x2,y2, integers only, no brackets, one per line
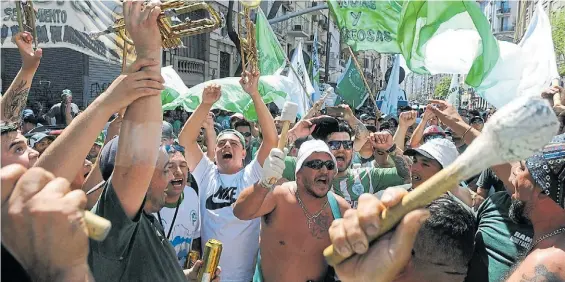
205,186,237,210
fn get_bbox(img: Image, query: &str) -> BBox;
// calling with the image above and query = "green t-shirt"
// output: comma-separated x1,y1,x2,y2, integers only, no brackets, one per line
89,177,186,282
465,192,534,282
283,157,404,208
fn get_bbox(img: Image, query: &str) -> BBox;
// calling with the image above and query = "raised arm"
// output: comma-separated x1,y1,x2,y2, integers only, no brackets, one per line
1,32,41,123
409,108,433,148
201,112,217,161
370,131,412,184
233,148,285,219
395,111,417,151
179,85,221,171
111,1,164,219
35,58,163,184
240,70,277,166
340,105,370,152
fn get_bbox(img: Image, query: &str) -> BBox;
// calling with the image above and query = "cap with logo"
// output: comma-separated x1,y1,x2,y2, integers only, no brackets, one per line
404,138,459,168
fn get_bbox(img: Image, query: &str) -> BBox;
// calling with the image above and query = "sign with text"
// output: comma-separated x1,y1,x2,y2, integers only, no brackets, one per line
328,0,402,53
1,1,134,64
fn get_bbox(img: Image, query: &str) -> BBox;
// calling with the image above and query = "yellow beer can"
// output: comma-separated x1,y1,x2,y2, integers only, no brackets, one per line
185,250,200,269
197,239,222,282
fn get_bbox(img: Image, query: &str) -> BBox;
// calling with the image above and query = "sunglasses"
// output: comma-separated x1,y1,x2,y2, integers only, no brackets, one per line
423,134,445,143
240,132,252,137
165,144,185,155
303,159,336,170
328,140,354,150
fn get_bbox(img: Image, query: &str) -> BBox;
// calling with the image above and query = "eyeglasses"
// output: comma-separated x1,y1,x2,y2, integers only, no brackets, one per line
423,134,445,143
165,144,185,155
303,159,335,170
240,132,252,137
328,140,354,150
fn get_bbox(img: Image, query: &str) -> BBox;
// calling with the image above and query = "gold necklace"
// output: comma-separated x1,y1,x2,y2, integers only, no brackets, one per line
295,189,329,229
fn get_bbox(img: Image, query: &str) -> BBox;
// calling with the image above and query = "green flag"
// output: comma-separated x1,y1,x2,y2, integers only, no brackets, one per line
327,0,403,53
162,73,297,121
335,57,368,109
255,9,286,75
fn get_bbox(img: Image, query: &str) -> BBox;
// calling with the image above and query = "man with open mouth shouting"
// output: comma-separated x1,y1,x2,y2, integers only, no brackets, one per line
178,70,278,282
233,140,350,282
281,106,412,208
155,144,201,269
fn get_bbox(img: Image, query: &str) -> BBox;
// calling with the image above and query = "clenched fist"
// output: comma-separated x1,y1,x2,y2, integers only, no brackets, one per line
202,84,222,106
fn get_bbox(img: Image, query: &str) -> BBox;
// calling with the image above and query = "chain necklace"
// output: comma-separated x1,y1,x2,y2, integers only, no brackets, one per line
527,227,565,253
295,189,329,230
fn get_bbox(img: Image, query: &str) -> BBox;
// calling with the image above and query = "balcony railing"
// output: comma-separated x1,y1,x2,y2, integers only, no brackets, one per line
175,57,205,75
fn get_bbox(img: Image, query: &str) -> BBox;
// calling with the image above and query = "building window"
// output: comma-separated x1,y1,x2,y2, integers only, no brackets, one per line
177,10,207,60
220,51,231,78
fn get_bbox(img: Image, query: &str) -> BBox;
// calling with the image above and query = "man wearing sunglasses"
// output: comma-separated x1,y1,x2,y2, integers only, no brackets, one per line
234,119,259,166
282,119,411,208
469,116,484,132
234,140,350,282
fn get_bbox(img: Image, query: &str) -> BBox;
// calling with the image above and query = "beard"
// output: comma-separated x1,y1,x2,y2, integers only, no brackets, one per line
301,177,330,199
509,199,532,225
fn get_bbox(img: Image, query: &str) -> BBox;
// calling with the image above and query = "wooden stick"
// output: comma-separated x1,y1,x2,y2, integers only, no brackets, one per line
347,46,378,109
84,210,112,241
122,41,128,73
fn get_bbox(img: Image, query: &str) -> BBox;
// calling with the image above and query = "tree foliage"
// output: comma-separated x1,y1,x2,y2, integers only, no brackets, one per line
433,76,451,99
551,10,565,76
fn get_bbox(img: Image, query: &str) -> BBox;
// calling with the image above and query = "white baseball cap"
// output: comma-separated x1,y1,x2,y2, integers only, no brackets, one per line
404,138,459,168
295,140,337,175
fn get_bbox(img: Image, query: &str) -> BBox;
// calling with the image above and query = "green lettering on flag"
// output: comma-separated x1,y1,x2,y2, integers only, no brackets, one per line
335,57,368,109
255,9,286,75
327,0,403,53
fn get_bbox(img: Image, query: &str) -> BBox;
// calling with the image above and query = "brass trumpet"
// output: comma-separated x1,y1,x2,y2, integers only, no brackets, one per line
89,1,221,49
15,0,38,49
238,1,261,72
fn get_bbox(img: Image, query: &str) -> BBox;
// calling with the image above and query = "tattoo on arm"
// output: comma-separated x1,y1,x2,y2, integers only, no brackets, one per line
389,150,412,183
519,265,564,282
2,80,30,123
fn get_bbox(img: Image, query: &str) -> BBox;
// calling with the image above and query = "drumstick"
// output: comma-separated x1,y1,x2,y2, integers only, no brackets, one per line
85,211,112,241
324,96,560,266
268,102,298,185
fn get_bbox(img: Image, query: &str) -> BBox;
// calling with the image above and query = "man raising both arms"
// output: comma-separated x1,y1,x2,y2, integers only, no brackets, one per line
179,70,278,282
234,140,350,282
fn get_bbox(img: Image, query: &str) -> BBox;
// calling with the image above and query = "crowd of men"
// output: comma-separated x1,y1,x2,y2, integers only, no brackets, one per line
2,2,565,282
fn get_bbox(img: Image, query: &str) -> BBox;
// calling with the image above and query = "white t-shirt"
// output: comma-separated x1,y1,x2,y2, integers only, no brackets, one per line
154,186,200,268
192,157,262,282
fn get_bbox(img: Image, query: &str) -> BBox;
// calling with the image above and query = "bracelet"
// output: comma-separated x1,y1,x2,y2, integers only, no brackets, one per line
461,126,473,139
385,143,397,154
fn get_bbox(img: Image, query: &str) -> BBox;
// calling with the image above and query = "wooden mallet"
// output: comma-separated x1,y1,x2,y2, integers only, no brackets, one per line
324,95,561,266
84,211,112,241
268,101,298,185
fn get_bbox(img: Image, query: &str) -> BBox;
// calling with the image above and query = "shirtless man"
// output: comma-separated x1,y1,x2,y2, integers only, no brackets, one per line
234,140,350,282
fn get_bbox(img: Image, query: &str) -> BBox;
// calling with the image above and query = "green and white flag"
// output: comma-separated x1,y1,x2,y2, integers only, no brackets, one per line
329,1,500,88
397,1,499,88
288,42,315,117
311,29,321,101
255,9,286,75
336,57,368,109
161,67,295,121
328,0,403,53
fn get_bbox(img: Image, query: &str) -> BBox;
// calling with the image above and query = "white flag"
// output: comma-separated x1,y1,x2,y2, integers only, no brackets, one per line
446,74,460,109
475,3,559,108
378,55,402,116
288,42,315,117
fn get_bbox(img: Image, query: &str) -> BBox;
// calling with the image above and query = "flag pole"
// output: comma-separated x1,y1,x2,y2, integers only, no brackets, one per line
347,46,378,109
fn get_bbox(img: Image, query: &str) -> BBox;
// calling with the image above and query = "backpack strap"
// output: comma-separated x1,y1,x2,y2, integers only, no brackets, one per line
328,192,342,219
